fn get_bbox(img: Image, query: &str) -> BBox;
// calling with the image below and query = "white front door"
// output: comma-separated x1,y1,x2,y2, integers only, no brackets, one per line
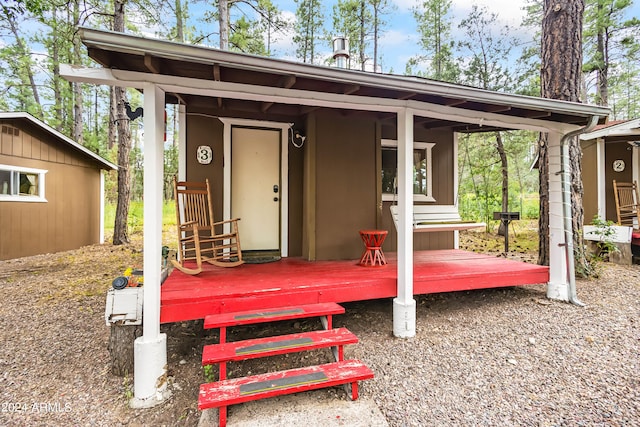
231,127,281,251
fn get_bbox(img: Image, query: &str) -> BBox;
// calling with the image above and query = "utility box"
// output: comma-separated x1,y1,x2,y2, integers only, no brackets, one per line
105,287,143,326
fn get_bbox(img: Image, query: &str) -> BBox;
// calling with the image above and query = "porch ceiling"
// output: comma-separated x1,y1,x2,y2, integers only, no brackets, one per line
80,27,609,133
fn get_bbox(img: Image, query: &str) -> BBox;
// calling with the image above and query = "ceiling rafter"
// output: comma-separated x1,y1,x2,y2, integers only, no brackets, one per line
399,92,417,100
143,54,161,74
343,84,360,95
261,75,298,113
212,64,223,108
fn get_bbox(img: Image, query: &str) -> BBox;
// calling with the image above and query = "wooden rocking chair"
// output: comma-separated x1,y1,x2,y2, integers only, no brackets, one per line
172,177,244,275
613,180,640,228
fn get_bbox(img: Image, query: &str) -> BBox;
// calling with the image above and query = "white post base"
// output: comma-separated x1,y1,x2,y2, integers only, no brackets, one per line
130,333,170,409
546,281,569,302
392,297,416,338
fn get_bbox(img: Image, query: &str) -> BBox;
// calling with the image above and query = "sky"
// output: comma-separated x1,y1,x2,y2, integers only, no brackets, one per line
220,0,639,74
241,0,539,73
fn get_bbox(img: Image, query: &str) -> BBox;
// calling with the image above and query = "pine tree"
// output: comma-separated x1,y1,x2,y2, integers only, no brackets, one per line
410,0,458,82
539,0,587,274
293,0,324,64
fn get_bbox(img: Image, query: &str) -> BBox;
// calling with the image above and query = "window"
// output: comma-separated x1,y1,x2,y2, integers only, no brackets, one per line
381,139,435,202
0,164,47,202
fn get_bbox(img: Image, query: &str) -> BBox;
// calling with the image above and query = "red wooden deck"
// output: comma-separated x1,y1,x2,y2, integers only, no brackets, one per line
160,249,549,324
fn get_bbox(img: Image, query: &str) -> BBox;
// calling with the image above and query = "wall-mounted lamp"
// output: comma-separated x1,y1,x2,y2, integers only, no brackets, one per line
290,128,306,148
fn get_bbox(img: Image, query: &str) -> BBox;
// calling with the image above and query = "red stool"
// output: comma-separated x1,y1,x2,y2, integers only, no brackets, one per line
359,230,388,266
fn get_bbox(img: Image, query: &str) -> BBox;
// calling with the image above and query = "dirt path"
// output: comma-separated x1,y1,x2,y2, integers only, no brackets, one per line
1,229,638,426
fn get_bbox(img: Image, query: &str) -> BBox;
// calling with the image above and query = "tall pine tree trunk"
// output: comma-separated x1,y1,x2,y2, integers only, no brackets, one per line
72,0,83,144
112,0,132,245
539,0,590,275
496,131,509,237
219,0,229,50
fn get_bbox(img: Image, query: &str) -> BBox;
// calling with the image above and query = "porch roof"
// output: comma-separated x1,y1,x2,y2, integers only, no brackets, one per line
580,118,640,143
77,27,609,133
0,111,117,170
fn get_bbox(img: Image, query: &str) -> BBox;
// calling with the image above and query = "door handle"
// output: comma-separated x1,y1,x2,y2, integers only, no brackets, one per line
273,197,279,202
273,185,279,193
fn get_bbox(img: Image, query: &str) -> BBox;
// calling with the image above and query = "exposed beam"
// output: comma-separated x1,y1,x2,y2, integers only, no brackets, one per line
344,84,360,95
213,64,222,107
60,65,580,134
399,92,417,100
281,75,296,89
525,111,552,119
445,99,468,107
144,54,161,74
261,75,297,112
421,120,465,130
300,106,320,115
485,105,512,113
87,48,111,67
173,93,188,105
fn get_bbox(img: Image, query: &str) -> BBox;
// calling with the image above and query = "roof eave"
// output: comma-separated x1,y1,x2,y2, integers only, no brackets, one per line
79,27,610,124
0,111,118,170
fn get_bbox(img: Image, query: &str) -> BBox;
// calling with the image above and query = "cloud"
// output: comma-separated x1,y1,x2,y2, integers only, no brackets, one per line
452,0,527,27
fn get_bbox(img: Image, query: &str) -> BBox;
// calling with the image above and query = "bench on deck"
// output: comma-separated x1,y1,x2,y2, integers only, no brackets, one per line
390,204,485,232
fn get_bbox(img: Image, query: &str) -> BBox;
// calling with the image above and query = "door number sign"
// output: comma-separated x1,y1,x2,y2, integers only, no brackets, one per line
197,145,213,164
613,159,625,172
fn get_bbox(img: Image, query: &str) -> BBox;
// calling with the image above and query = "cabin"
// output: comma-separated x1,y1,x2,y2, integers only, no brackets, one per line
61,28,610,409
0,112,116,260
580,118,640,223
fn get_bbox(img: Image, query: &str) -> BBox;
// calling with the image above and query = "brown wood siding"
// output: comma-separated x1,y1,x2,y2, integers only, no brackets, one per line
185,114,225,222
0,122,104,260
581,139,599,222
378,123,456,252
605,141,633,223
314,111,377,260
184,110,457,262
185,109,305,257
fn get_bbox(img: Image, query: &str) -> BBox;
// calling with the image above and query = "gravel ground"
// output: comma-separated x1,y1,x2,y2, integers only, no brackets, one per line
0,237,639,426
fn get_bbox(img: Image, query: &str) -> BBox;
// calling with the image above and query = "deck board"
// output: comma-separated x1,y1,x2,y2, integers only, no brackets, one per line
161,249,549,323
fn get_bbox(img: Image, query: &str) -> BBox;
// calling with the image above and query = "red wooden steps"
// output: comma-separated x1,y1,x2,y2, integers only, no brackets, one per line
202,327,358,365
204,302,345,344
198,302,373,427
198,359,374,410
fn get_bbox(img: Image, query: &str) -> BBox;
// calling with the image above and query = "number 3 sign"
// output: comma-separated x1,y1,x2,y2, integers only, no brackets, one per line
197,145,213,164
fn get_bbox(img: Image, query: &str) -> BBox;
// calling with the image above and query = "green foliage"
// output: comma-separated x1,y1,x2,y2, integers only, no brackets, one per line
331,0,371,69
458,131,540,223
458,4,514,91
409,0,460,82
583,0,640,111
229,16,268,55
104,200,176,241
589,216,620,262
294,0,325,64
203,364,215,383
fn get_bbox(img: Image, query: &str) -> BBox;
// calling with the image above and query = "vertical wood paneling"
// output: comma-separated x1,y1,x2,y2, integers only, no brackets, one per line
0,121,105,260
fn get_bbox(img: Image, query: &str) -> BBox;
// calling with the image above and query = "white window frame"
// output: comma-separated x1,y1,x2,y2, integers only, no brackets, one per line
0,164,47,202
381,139,435,202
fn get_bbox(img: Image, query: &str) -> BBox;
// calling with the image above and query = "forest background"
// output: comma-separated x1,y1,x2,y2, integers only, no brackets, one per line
0,0,638,240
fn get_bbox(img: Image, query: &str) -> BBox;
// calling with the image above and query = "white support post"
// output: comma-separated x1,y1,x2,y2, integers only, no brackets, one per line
546,130,569,301
596,138,606,220
99,169,105,244
132,83,170,408
178,104,187,181
633,145,639,187
393,108,416,338
453,132,460,249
